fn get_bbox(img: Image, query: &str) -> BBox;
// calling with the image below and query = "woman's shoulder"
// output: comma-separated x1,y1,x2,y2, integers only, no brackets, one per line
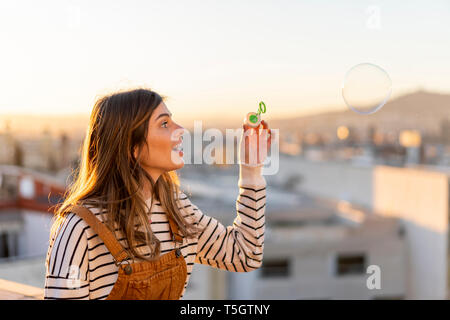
174,190,205,223
175,190,198,210
177,190,190,202
49,211,90,254
68,198,111,223
54,203,108,238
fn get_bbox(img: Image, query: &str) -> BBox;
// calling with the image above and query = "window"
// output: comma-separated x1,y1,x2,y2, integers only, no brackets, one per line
260,259,290,278
335,253,366,276
0,232,19,258
0,233,10,258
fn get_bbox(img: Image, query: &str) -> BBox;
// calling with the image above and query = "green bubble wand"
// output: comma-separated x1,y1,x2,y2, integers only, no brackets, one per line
244,101,267,128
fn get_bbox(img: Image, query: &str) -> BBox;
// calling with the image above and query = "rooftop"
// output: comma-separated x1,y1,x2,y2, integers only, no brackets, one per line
0,278,43,300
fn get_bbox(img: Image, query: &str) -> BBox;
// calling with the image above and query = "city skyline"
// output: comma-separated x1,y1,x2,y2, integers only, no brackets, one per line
0,89,448,139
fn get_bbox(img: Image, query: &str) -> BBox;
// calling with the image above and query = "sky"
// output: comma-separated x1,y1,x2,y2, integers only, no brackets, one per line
0,0,449,124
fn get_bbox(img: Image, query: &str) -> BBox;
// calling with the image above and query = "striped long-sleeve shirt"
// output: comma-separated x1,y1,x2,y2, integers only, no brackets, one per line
44,165,266,300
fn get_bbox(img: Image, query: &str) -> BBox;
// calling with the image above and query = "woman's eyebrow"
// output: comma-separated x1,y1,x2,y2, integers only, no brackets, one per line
154,112,172,121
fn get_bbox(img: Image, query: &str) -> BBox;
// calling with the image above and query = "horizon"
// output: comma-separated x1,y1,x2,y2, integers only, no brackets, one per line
1,88,448,138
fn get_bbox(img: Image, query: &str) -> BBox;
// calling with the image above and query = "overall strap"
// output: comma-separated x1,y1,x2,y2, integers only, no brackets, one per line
167,214,183,243
69,205,129,265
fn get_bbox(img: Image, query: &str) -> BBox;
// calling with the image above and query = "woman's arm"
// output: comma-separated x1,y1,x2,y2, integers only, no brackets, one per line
182,162,266,272
187,121,270,271
44,213,90,300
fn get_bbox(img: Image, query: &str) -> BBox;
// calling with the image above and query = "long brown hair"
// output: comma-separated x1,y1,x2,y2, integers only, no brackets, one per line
50,88,199,261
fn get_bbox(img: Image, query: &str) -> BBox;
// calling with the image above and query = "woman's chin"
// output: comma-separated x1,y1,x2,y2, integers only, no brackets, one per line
170,149,185,168
173,161,185,169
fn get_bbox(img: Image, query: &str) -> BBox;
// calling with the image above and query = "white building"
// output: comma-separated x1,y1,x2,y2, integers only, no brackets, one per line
178,166,407,300
267,154,450,299
227,203,406,300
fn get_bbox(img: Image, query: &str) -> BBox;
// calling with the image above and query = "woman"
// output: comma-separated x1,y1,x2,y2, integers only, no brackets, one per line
44,88,272,300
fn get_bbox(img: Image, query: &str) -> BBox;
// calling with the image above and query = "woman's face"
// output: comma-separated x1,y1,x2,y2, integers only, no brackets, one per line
135,102,185,181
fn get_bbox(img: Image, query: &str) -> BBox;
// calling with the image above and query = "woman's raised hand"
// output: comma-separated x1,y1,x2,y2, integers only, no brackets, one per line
238,120,272,167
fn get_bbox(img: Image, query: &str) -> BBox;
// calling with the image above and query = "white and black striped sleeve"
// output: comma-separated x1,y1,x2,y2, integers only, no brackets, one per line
192,164,266,272
44,213,90,300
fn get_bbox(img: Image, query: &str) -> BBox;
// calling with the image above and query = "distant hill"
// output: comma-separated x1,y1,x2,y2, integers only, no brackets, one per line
268,90,450,138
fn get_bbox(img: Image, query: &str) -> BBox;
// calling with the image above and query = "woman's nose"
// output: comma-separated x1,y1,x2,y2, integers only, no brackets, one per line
173,125,186,140
177,123,185,133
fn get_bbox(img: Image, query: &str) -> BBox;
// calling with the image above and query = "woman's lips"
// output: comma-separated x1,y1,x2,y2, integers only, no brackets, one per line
172,140,184,157
171,147,183,157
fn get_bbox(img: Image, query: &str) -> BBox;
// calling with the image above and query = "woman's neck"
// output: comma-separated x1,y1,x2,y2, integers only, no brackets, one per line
140,173,155,201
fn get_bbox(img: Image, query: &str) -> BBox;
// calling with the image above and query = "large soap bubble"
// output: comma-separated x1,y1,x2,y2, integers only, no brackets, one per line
342,63,392,115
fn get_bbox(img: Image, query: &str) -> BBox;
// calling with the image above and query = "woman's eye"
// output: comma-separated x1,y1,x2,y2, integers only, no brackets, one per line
162,121,168,128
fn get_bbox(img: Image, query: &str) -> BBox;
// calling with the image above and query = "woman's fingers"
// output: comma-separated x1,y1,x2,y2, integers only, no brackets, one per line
261,120,268,130
259,120,269,163
240,120,272,165
258,120,271,146
242,123,252,164
242,123,256,165
261,120,272,150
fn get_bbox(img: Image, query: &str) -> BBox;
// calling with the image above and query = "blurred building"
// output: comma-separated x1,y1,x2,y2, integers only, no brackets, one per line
1,123,82,174
271,154,450,299
228,200,406,299
0,121,20,166
178,165,407,300
0,165,65,290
